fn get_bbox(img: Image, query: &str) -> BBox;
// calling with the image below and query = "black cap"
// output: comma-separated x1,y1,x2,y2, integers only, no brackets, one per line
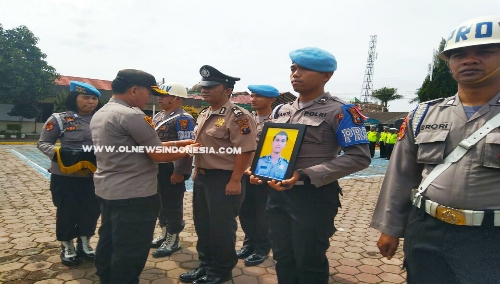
113,69,168,96
198,65,240,88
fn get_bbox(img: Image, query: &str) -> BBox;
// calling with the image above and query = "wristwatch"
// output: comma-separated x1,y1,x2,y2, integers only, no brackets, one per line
296,169,309,181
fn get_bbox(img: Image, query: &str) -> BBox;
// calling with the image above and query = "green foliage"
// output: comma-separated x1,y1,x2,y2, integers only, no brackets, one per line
54,90,68,112
0,24,59,105
6,124,21,131
182,105,199,120
414,38,458,103
371,87,403,112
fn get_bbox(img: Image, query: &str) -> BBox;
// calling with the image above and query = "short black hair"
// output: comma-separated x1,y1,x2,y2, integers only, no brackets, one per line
273,131,289,141
65,91,102,113
111,80,135,94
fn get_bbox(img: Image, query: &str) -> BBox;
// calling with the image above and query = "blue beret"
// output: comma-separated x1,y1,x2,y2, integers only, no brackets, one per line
69,81,101,98
289,47,337,72
248,85,279,98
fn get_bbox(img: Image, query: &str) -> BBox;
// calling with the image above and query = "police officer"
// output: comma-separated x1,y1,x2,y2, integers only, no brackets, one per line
150,82,195,258
371,15,500,283
38,81,102,266
254,131,290,180
179,65,257,284
367,125,378,158
379,126,389,158
384,128,398,160
250,47,371,283
91,69,197,284
237,85,278,266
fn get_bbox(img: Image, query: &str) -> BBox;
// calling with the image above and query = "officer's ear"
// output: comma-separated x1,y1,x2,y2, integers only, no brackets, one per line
322,72,334,83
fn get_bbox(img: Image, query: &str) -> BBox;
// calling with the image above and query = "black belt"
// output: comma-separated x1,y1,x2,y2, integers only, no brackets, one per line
197,168,232,175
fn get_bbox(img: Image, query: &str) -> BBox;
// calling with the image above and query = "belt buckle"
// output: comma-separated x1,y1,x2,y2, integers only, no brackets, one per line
199,168,206,175
435,206,466,225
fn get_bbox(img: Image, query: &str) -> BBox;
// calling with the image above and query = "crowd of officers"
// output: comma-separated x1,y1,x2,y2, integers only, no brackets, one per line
36,14,500,284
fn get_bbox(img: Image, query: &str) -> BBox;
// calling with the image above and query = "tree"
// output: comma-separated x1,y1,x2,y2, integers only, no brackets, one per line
53,90,68,112
413,38,457,103
7,103,38,134
0,24,59,106
371,87,403,112
182,105,199,120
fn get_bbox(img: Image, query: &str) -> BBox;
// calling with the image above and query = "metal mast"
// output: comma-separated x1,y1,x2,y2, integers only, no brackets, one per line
361,35,377,103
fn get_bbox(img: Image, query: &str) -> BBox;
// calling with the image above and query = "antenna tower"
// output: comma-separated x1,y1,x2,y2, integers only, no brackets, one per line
361,35,377,103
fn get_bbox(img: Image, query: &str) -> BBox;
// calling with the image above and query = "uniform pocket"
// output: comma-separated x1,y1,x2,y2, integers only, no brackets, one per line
415,131,449,164
299,116,325,144
482,132,500,169
206,128,227,139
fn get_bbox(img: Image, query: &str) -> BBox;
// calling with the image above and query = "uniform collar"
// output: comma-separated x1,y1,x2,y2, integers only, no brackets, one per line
109,97,131,107
208,100,234,117
293,92,330,109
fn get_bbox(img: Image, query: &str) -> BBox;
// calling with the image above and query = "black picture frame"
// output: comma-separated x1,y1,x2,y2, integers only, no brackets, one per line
251,123,307,181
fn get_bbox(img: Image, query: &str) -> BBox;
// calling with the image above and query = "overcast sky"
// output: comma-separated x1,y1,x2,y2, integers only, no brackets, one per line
1,0,499,112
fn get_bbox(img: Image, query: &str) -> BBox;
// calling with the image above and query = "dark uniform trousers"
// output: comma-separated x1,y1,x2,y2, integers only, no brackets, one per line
95,194,160,284
49,174,100,241
379,141,386,158
368,142,376,158
193,170,245,277
157,163,186,234
267,181,341,284
403,206,500,284
386,144,395,160
239,176,271,255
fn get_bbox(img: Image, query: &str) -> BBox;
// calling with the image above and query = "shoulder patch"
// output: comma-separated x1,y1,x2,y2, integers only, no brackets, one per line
397,117,408,141
232,106,244,117
144,115,155,128
234,118,251,134
336,105,369,147
345,105,367,125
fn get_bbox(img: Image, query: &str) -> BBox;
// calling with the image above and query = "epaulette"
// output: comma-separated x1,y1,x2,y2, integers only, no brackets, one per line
199,107,209,114
231,106,244,117
411,98,445,137
130,106,145,114
331,96,348,105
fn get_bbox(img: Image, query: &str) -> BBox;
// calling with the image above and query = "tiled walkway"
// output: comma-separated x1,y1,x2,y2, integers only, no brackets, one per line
0,145,405,283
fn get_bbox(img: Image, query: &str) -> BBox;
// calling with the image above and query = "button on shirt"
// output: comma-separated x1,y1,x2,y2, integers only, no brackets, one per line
194,101,257,170
272,93,371,187
371,92,500,238
90,98,163,200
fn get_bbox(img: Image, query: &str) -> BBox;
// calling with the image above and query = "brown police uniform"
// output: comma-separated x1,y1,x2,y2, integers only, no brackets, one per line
91,97,162,284
371,93,500,283
270,93,371,283
193,100,257,278
38,111,100,241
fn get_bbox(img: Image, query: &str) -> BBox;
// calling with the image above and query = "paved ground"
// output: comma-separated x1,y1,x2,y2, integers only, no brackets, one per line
0,145,406,284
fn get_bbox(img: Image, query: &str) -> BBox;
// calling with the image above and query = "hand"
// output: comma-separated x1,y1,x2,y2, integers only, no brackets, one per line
249,174,263,185
267,171,300,191
170,173,185,184
225,179,242,195
376,233,399,260
244,167,252,176
176,139,196,147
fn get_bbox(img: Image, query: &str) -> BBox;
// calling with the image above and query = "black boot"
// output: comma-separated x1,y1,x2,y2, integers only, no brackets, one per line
151,226,167,248
152,232,181,258
77,236,96,260
60,240,82,266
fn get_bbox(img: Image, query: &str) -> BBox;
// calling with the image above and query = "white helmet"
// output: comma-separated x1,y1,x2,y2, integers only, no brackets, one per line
440,15,500,60
158,82,188,98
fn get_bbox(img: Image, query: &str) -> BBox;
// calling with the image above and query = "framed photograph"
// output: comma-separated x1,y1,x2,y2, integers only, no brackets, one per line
251,123,307,181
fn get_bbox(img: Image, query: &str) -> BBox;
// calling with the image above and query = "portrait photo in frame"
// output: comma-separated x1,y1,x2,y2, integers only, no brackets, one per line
251,123,307,181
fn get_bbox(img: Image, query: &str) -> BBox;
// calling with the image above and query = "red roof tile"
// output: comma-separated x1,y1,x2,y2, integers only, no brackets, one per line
55,75,112,91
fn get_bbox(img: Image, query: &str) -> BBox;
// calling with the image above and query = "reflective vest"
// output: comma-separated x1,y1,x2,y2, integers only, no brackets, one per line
367,131,378,142
386,133,398,145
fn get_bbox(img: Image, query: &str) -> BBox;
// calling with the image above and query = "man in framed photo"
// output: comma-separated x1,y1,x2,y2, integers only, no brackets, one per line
254,131,290,180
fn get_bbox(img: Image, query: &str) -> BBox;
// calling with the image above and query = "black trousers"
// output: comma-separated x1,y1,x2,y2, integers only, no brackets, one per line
404,206,500,284
379,142,386,158
239,176,271,255
95,194,159,284
49,174,100,241
386,144,395,160
267,181,341,284
368,141,376,158
157,163,186,234
193,170,245,277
